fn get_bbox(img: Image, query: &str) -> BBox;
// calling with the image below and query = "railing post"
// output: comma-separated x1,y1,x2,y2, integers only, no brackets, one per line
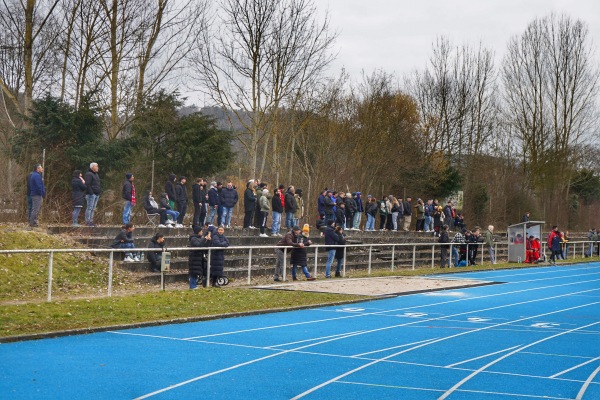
314,246,318,278
108,251,114,297
207,249,211,286
391,245,395,271
368,245,372,274
343,244,347,276
47,251,53,302
494,243,497,264
431,244,435,269
481,243,484,265
283,247,287,281
412,245,416,270
450,244,453,268
247,248,252,285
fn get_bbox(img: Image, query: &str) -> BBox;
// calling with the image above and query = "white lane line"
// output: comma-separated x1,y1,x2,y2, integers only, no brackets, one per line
452,264,600,281
134,288,600,399
337,381,573,399
438,320,600,400
445,345,522,368
550,356,600,378
290,299,600,399
575,364,600,400
264,331,367,348
351,337,440,357
181,274,600,340
132,328,372,400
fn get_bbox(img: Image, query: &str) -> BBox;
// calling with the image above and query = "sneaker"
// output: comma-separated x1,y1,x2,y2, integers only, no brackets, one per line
307,276,316,281
175,224,184,228
134,256,141,262
158,224,167,228
292,277,298,281
259,233,269,237
123,256,134,262
335,271,341,277
167,224,174,228
249,226,257,229
226,225,231,228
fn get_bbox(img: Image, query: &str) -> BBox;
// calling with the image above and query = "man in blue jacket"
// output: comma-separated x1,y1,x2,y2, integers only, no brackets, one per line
220,181,238,228
29,164,46,227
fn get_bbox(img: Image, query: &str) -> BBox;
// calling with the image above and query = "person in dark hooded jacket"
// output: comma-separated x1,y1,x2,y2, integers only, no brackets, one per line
209,225,229,286
71,170,86,226
165,174,177,210
290,224,316,281
175,176,188,226
147,233,165,272
189,224,210,288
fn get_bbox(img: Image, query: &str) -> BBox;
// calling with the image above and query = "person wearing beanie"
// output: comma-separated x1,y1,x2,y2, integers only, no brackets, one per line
291,223,316,281
175,176,188,227
188,223,210,289
258,188,271,237
121,173,136,224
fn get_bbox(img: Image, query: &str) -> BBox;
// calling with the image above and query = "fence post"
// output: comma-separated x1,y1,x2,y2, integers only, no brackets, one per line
47,251,53,302
108,251,114,297
431,245,435,269
283,247,287,281
343,245,347,277
314,246,318,278
450,244,454,268
391,245,395,271
481,243,484,265
247,248,252,285
494,243,497,264
412,245,416,270
368,245,372,274
207,249,211,286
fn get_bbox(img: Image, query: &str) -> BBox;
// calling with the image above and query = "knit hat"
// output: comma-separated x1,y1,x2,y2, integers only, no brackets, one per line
262,189,269,195
125,173,133,180
302,224,310,233
210,181,217,186
292,225,301,231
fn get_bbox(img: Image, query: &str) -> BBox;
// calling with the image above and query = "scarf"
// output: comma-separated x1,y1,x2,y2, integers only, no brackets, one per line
131,182,136,206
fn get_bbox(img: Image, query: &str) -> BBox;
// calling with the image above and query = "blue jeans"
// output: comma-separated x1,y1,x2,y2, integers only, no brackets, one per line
325,249,336,277
166,209,179,222
353,212,361,229
285,212,294,229
208,206,218,225
189,274,199,289
366,214,375,231
221,206,233,226
272,212,281,235
27,195,33,220
123,201,133,224
85,194,100,224
292,264,311,279
72,206,82,225
119,242,137,258
452,246,459,266
425,216,432,231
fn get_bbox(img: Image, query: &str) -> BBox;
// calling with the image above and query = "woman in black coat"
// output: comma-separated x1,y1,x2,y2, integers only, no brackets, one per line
290,225,315,281
71,170,87,226
334,227,346,277
189,225,209,288
209,226,229,286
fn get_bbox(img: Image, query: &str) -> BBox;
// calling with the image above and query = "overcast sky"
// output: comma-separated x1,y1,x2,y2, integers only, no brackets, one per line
318,0,600,83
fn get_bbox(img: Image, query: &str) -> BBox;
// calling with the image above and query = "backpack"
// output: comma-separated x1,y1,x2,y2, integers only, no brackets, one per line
379,201,387,215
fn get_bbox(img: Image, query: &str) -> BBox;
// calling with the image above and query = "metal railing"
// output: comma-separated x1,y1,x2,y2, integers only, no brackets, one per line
0,240,594,302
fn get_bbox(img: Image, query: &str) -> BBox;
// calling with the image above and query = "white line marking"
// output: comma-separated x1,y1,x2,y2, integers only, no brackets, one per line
550,356,600,378
438,320,600,400
445,345,522,368
265,331,366,348
351,337,440,357
576,364,600,400
290,298,600,399
180,273,600,340
337,381,574,399
134,285,600,399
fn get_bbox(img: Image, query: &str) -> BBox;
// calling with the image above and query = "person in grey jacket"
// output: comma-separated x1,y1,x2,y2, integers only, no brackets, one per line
258,189,271,237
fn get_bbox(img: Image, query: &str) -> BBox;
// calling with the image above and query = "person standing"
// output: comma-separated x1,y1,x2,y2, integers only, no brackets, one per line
207,181,220,225
165,174,178,211
258,188,271,237
71,170,87,226
439,224,450,268
84,162,101,226
548,225,562,265
26,167,35,221
189,225,210,288
220,182,238,228
209,226,230,287
353,192,363,230
294,189,304,228
324,220,339,278
290,224,316,281
323,190,335,224
271,187,283,237
243,180,257,229
28,164,46,227
402,197,412,231
333,226,346,277
122,173,136,224
365,197,377,231
274,225,303,281
175,176,188,227
192,178,205,227
284,186,298,229
485,225,496,264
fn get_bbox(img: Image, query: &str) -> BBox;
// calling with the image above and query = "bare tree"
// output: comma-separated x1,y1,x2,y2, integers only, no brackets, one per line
189,0,336,177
